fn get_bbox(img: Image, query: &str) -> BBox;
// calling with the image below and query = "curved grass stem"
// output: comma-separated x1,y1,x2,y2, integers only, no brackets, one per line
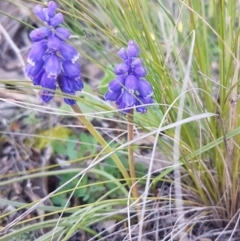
71,104,130,187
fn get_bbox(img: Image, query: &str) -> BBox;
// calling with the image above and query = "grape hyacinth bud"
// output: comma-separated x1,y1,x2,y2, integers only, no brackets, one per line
25,1,83,105
105,41,153,114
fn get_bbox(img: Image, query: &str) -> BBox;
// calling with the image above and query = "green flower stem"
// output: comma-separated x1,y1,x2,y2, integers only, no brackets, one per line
128,109,140,221
71,104,130,187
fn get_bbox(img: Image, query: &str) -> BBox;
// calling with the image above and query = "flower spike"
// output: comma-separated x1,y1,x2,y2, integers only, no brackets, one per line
26,1,83,104
105,41,153,114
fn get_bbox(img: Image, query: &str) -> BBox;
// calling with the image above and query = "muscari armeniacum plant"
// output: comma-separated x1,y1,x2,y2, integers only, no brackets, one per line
26,1,83,105
105,41,154,214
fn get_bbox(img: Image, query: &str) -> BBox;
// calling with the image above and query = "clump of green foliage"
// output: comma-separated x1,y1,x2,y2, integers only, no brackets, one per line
51,133,146,206
1,0,240,240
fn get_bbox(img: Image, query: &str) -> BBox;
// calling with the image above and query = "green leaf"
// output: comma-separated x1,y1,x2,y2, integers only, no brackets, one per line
52,141,67,155
66,136,78,159
75,175,88,197
82,194,90,202
79,132,98,156
51,193,69,207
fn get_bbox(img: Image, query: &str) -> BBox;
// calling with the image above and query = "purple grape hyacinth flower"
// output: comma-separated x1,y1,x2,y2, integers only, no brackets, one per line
105,41,153,114
25,1,83,105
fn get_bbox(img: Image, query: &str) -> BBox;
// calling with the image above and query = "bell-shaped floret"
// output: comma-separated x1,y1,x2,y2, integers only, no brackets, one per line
64,97,76,105
48,35,61,50
48,1,57,18
114,63,129,75
60,75,84,93
41,72,56,90
133,65,147,77
32,69,44,86
136,105,147,114
131,58,142,67
58,76,76,105
121,90,137,107
125,74,138,93
118,102,131,114
30,27,48,42
109,76,125,92
34,5,46,22
59,42,79,62
118,48,128,60
40,90,55,102
138,79,153,97
27,40,47,65
50,13,64,27
62,61,81,80
105,90,122,101
73,79,84,91
45,54,61,78
136,95,153,113
25,60,44,79
40,72,56,102
55,27,70,40
127,40,140,57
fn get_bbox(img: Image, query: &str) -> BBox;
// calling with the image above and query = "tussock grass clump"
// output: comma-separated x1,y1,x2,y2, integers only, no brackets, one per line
1,0,240,240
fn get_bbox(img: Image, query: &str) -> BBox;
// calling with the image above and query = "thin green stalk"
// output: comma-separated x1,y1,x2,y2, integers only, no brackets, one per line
230,35,240,217
127,108,140,223
127,109,139,202
219,0,226,111
71,104,130,187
